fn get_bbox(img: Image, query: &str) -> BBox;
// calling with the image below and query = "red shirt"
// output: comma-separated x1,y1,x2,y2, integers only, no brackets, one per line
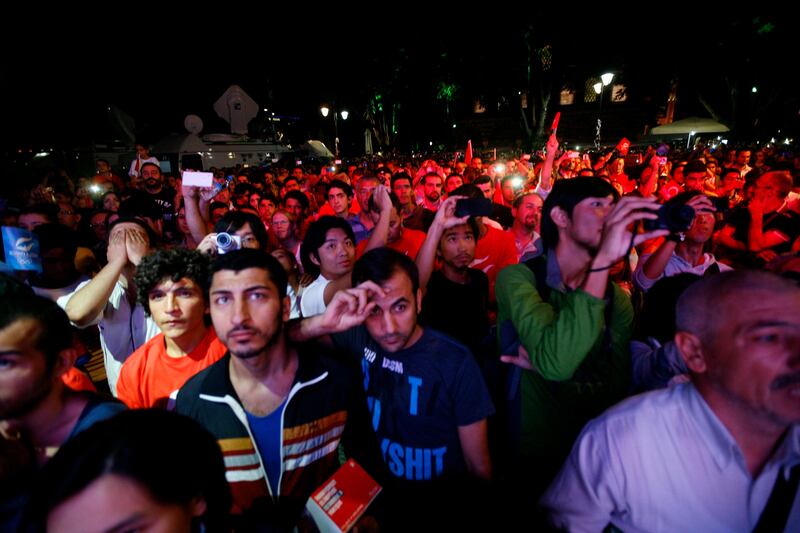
62,367,97,393
117,328,227,409
356,227,426,260
472,226,518,303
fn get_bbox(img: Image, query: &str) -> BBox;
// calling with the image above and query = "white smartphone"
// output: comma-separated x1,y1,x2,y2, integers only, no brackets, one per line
182,171,213,188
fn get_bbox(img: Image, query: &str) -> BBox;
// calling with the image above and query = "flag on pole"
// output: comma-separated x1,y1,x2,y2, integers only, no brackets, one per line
465,140,473,166
550,112,561,134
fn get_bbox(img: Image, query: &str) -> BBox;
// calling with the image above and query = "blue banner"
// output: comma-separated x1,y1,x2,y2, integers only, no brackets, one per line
2,226,42,272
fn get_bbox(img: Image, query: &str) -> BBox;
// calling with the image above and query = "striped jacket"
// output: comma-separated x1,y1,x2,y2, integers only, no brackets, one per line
175,350,382,530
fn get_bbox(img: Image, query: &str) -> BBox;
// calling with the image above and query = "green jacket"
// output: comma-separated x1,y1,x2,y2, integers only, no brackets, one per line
495,255,632,470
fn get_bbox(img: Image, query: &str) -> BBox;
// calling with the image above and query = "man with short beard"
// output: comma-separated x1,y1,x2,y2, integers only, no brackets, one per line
139,162,177,237
174,249,381,531
509,191,543,262
0,295,125,530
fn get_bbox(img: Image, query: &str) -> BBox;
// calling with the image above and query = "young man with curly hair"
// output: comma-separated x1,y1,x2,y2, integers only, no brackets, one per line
116,248,227,409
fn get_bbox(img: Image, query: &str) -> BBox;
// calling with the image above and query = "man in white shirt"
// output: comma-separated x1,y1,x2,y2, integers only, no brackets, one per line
299,216,356,317
58,219,160,395
541,270,800,532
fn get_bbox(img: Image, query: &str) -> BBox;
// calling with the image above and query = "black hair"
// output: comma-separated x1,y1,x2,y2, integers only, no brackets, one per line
326,179,354,198
0,294,73,370
210,248,288,300
449,183,484,199
209,201,228,213
472,175,493,187
390,172,413,189
139,162,162,176
21,410,231,533
422,172,442,184
684,160,707,175
300,216,356,277
32,223,78,255
19,203,58,222
213,211,269,252
353,247,420,295
107,217,157,246
283,190,309,210
134,248,211,315
540,177,618,250
634,273,702,343
118,193,162,222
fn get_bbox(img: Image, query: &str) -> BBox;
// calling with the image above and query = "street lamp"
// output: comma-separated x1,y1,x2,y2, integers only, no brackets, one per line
320,106,349,157
593,72,614,150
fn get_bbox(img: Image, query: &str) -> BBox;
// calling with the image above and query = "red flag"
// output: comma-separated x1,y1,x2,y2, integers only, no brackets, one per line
465,140,473,166
550,112,561,134
616,138,631,156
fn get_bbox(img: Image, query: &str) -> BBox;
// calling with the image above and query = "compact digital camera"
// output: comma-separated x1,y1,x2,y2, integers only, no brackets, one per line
215,232,241,254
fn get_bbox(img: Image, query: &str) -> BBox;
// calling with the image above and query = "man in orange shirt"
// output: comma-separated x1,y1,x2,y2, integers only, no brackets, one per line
116,248,226,408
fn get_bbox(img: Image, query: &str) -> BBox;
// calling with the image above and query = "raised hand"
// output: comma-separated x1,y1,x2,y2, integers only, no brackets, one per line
107,228,128,266
433,195,469,230
595,196,669,266
319,281,386,333
196,233,218,255
125,228,150,266
372,184,392,214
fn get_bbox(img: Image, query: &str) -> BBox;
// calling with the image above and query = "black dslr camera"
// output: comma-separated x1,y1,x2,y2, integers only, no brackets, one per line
643,203,695,233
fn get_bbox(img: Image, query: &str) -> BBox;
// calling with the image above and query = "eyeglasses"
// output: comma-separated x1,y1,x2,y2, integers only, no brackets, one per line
59,210,75,216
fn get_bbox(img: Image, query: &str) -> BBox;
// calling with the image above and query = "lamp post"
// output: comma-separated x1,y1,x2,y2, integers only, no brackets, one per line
320,106,349,158
593,72,614,150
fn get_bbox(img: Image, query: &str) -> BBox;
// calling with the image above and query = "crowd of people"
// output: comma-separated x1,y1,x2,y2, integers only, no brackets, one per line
1,136,800,531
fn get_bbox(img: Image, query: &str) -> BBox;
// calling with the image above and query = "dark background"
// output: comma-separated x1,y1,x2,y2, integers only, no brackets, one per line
2,9,797,153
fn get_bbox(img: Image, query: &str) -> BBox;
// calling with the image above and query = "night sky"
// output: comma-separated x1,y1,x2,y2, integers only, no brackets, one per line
3,10,796,150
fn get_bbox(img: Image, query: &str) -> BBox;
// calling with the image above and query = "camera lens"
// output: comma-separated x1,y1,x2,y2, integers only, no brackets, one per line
665,204,695,232
216,232,233,251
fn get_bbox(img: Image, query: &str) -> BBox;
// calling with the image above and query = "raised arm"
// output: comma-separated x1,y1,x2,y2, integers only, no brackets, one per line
362,185,392,254
65,230,128,327
538,134,559,194
181,184,215,245
288,281,385,344
415,195,468,293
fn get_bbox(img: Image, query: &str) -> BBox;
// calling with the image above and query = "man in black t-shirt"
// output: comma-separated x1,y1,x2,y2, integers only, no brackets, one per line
417,214,489,361
289,248,494,484
140,162,177,238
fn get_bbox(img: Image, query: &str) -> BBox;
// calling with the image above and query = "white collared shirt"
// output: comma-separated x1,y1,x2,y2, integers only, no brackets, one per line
541,383,800,532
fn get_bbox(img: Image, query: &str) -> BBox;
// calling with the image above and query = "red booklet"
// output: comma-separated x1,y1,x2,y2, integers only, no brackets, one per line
305,459,382,532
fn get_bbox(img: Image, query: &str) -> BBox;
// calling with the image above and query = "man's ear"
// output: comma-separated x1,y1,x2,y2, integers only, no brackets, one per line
189,496,207,518
282,295,291,322
549,206,569,230
309,252,320,267
416,287,423,315
53,347,79,379
674,331,707,373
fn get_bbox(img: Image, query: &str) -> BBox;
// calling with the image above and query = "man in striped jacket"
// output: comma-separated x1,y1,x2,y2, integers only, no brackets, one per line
175,249,382,530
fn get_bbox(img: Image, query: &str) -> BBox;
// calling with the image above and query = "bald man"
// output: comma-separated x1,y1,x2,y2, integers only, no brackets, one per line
541,271,800,532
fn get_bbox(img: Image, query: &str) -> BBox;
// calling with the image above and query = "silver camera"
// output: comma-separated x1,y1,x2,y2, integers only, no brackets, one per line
215,232,241,254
